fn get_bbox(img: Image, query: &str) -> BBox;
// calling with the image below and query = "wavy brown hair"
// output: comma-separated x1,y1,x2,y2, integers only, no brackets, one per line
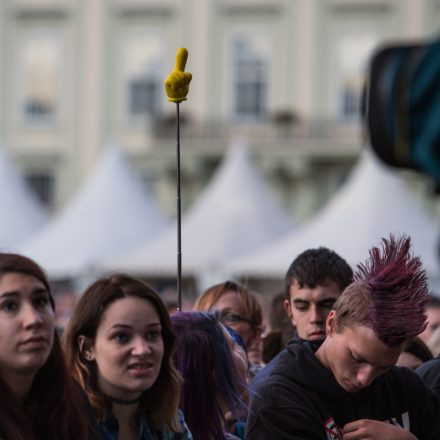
0,253,94,440
63,274,182,432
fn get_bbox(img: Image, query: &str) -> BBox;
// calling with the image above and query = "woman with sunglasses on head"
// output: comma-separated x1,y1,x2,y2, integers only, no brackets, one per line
64,274,192,440
193,281,265,377
0,253,95,439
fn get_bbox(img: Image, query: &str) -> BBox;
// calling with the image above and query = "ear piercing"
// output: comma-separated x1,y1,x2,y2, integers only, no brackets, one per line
84,352,93,361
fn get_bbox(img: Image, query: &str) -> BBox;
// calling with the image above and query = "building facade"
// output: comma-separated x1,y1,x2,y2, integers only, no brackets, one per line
0,0,439,223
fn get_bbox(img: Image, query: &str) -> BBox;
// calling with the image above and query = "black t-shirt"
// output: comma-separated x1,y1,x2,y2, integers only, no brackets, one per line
246,339,440,440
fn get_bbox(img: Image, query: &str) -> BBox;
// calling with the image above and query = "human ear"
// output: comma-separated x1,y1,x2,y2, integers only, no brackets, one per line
78,335,95,361
283,298,292,319
326,310,338,337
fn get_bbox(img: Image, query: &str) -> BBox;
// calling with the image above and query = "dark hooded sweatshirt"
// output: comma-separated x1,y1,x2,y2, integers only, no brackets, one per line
246,339,440,440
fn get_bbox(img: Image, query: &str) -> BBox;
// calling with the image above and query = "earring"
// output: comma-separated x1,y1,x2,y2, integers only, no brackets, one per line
84,352,93,361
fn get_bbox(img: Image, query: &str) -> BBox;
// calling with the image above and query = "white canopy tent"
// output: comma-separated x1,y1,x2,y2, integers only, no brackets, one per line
0,148,48,250
103,140,294,280
20,144,169,278
226,149,440,278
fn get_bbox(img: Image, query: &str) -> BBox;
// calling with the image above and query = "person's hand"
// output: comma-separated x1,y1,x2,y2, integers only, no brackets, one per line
342,419,416,440
164,48,192,103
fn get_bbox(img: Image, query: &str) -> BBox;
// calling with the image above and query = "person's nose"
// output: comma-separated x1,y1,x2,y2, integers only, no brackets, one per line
356,365,377,388
309,304,324,324
22,303,43,329
131,336,152,357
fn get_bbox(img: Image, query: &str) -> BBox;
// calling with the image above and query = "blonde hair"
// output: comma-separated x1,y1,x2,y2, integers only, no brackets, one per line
333,282,372,332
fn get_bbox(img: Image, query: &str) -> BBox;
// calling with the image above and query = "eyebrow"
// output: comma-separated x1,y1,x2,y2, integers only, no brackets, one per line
216,308,243,315
0,288,48,299
293,298,336,306
110,322,161,330
352,350,395,369
0,292,19,299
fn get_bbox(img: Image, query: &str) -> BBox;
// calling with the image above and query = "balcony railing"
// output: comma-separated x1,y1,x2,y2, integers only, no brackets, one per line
151,112,362,145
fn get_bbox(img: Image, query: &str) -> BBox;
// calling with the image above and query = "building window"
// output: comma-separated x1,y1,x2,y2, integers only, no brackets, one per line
128,76,161,116
18,33,60,123
232,34,270,120
25,171,55,207
119,31,165,121
336,33,377,119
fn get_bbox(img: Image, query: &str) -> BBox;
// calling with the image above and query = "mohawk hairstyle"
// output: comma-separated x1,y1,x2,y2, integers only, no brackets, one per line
354,234,429,345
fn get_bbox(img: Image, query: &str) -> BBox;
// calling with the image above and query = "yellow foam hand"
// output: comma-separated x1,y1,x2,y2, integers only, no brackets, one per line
164,48,192,103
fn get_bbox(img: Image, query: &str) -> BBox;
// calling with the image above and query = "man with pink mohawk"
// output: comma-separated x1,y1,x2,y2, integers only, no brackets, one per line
246,235,440,440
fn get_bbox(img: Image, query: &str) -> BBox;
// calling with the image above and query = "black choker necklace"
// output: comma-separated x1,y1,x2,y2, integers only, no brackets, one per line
103,393,142,405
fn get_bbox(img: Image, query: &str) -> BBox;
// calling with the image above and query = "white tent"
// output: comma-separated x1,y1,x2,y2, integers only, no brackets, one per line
226,149,440,277
0,148,48,250
20,144,169,278
103,140,294,276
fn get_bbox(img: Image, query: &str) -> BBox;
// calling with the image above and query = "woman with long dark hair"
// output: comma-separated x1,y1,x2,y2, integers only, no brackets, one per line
64,274,192,439
0,252,94,439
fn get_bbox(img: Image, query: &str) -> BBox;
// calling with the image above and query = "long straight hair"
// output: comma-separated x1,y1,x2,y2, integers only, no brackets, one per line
171,312,247,440
0,253,95,440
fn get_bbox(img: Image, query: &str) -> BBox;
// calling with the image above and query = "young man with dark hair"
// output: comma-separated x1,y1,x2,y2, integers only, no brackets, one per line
247,235,440,440
283,247,353,341
252,248,352,389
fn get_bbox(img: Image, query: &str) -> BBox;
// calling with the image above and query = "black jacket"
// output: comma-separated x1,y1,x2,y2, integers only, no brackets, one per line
246,339,440,439
416,356,440,400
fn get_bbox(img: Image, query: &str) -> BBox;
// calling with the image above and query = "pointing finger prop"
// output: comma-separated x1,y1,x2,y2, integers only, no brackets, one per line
164,47,192,103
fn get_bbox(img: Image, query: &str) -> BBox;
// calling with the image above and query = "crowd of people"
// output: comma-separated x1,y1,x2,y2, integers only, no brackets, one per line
1,234,440,439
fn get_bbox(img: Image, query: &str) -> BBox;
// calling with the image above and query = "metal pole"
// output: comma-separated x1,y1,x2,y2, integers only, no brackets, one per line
176,102,182,311
164,47,191,312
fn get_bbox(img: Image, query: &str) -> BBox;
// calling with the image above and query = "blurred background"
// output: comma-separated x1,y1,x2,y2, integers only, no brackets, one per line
0,0,439,313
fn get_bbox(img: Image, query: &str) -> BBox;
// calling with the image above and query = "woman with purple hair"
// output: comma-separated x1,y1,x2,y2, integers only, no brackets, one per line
171,312,248,440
